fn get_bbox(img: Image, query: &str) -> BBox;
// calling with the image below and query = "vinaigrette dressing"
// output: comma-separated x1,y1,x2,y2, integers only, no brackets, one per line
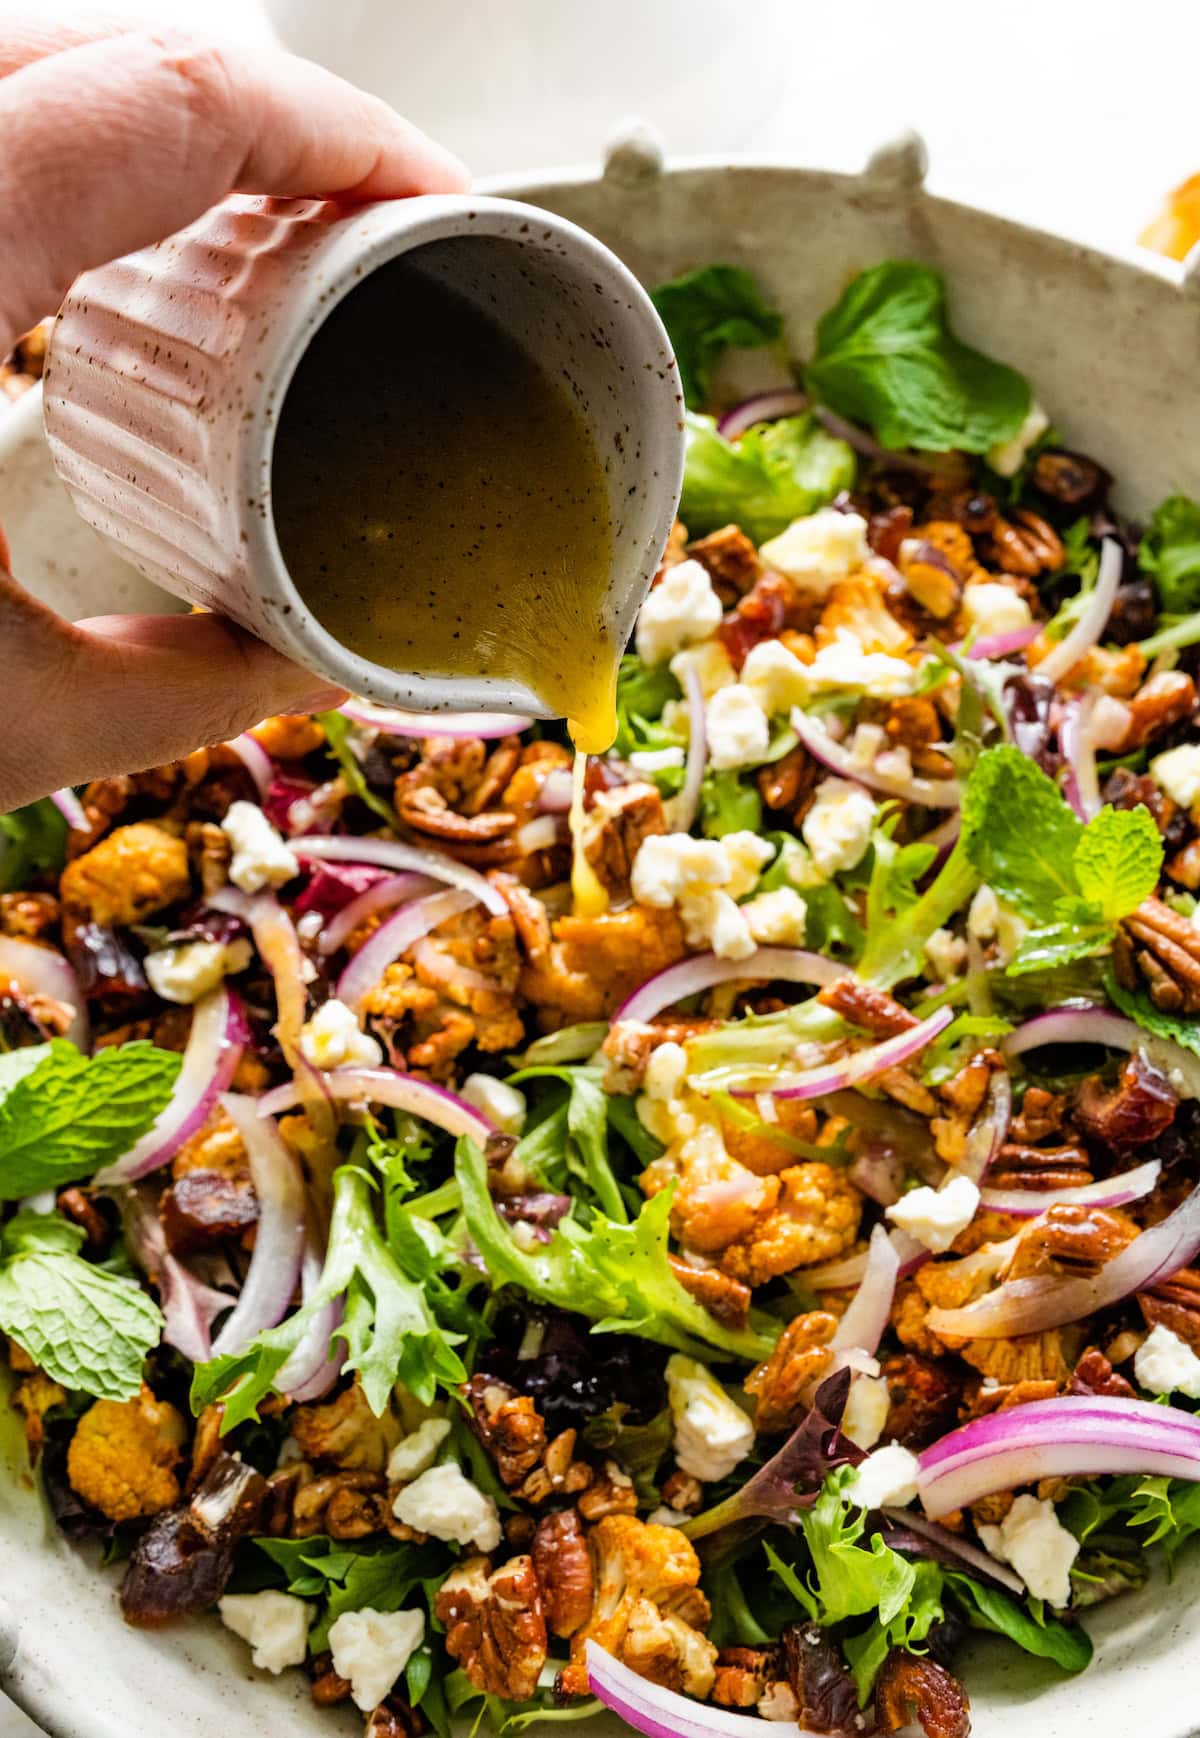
271,254,620,756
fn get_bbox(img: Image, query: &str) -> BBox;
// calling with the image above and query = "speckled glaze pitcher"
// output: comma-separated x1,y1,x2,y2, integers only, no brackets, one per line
40,193,685,719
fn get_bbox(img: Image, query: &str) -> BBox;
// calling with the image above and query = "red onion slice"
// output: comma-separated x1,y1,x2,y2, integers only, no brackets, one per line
275,1227,344,1402
711,1006,954,1101
962,625,1041,661
337,887,478,1011
48,786,88,832
339,699,533,739
811,405,936,476
257,1065,494,1145
0,933,88,1049
980,1158,1161,1217
615,946,845,1025
1034,537,1122,684
917,1394,1200,1518
585,1642,803,1738
791,710,959,808
716,388,810,442
802,1227,929,1290
1058,692,1101,822
831,1224,900,1355
665,664,706,833
927,1174,1200,1341
95,986,248,1184
118,1187,233,1362
316,872,440,956
1004,1004,1200,1098
209,1093,307,1357
295,834,507,917
224,732,273,800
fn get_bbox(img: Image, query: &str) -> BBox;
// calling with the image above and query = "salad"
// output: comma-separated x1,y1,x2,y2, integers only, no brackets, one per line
6,256,1200,1738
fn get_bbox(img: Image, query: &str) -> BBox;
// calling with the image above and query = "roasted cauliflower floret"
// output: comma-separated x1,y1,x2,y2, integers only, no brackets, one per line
436,1553,547,1701
289,1379,402,1473
559,1515,715,1699
67,1384,186,1521
505,877,688,1023
249,714,326,759
11,1369,67,1458
719,1163,861,1287
171,1107,251,1182
60,823,190,927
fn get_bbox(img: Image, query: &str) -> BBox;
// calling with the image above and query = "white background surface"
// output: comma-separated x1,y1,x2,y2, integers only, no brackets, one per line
1,0,1198,1733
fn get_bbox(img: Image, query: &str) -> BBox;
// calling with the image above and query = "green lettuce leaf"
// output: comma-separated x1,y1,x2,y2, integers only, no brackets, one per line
679,411,855,544
456,1135,777,1362
192,1166,466,1427
581,1403,673,1505
506,1064,630,1221
613,654,682,759
0,798,67,896
252,1534,449,1653
0,1211,162,1399
843,1561,946,1704
700,768,763,838
651,264,784,408
0,1039,183,1199
1139,493,1200,614
766,1470,916,1629
945,1573,1092,1672
806,261,1031,453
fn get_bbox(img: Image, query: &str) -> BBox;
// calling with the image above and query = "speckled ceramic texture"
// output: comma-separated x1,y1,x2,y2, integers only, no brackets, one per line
40,193,685,718
7,135,1200,1738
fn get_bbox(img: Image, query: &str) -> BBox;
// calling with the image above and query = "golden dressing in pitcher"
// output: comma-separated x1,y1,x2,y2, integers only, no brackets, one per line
271,254,619,754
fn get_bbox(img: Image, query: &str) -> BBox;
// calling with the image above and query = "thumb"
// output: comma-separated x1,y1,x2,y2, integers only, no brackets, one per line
0,577,344,810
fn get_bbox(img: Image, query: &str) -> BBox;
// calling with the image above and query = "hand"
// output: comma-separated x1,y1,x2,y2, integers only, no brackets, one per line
0,14,469,813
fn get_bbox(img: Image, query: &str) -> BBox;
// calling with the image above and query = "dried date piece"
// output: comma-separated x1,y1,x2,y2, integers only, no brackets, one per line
1029,448,1109,512
1069,1348,1135,1399
1071,1053,1177,1152
875,1651,970,1738
160,1170,259,1254
780,1622,865,1736
120,1453,265,1625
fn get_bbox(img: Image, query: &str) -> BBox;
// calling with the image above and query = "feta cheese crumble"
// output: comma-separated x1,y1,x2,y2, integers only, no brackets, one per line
386,1416,452,1482
961,581,1032,638
218,1591,312,1674
706,684,770,769
800,778,877,877
666,1353,755,1483
742,887,809,947
669,637,737,699
391,1462,501,1551
924,927,968,982
328,1606,425,1712
985,402,1050,479
644,1040,689,1102
1152,743,1200,812
845,1443,920,1510
741,638,812,717
143,936,252,1005
840,1375,891,1451
1134,1323,1200,1399
299,997,383,1070
887,1175,981,1253
977,1494,1079,1607
460,1073,527,1135
635,559,722,665
760,508,870,594
632,830,773,960
220,800,300,893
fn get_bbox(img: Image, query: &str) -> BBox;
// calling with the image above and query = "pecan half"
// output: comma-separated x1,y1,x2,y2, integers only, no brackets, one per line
1008,1204,1138,1279
744,1311,837,1433
713,1646,780,1708
1115,670,1196,751
436,1554,548,1701
464,1376,547,1486
1121,896,1200,1014
668,1255,752,1331
875,1651,970,1738
987,1141,1092,1192
516,1426,594,1504
985,508,1063,578
578,1459,639,1521
817,978,917,1038
532,1508,593,1638
1069,1348,1135,1399
756,743,819,822
1139,1266,1200,1352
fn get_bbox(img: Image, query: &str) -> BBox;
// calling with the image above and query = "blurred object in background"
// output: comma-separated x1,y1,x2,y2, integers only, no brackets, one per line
262,0,796,173
0,322,51,407
1140,175,1200,262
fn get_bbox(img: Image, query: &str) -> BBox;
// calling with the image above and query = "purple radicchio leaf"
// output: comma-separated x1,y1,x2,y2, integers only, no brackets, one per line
685,1366,864,1543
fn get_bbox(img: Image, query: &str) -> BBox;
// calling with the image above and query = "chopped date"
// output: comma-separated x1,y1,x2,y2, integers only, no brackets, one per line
160,1170,260,1255
120,1453,265,1626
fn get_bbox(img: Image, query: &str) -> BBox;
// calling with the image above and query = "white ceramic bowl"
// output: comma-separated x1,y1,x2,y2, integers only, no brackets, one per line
4,135,1200,1738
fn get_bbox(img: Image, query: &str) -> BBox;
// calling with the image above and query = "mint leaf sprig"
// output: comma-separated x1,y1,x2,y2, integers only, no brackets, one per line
0,1039,183,1200
962,746,1163,975
0,1212,162,1399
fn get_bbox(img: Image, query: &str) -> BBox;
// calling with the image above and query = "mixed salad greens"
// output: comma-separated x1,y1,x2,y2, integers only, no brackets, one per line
6,256,1200,1738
